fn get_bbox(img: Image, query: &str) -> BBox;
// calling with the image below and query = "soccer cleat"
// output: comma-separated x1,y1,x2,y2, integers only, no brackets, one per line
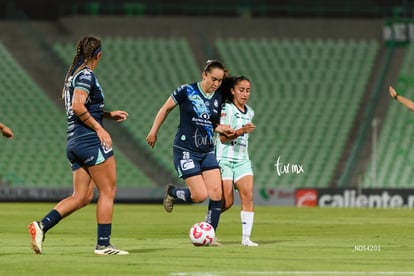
28,221,44,254
241,239,259,247
163,184,175,213
94,245,129,255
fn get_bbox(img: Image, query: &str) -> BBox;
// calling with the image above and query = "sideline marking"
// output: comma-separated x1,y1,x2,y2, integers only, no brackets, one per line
171,272,414,276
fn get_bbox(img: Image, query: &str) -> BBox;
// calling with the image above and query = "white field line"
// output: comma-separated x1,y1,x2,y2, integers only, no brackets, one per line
171,271,414,276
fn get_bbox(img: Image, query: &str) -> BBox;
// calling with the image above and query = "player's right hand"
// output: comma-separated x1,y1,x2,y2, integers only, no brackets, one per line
242,122,256,133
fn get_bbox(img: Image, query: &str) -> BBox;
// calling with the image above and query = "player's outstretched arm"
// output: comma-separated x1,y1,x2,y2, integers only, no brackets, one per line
389,86,414,111
104,110,129,122
146,97,177,148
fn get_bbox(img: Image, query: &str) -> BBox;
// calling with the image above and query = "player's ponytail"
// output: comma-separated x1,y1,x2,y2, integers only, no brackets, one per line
61,36,101,99
220,76,235,103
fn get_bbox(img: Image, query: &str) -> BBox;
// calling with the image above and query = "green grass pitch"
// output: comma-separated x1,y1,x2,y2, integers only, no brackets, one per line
0,203,413,275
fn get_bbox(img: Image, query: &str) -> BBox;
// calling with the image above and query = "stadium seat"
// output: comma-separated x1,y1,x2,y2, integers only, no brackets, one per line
0,41,154,187
363,51,414,188
52,37,200,179
217,38,379,188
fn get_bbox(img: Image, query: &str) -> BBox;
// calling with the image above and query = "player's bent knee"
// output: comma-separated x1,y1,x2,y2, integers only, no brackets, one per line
191,193,208,203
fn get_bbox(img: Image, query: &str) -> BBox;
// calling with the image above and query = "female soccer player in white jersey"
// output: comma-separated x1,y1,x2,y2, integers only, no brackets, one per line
28,36,129,255
146,60,234,244
216,76,258,246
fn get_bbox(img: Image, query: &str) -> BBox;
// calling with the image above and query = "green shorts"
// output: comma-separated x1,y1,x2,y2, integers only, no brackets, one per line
218,159,253,182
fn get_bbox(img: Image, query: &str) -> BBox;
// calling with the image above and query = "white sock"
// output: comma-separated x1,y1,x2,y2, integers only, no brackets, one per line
241,211,254,242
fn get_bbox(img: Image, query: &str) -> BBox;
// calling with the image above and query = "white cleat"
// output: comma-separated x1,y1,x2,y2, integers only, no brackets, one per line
242,239,259,247
94,245,129,255
28,221,44,254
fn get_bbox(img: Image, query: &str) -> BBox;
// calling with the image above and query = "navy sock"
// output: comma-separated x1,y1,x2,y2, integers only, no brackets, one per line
169,187,193,203
40,209,62,233
97,223,112,247
206,199,222,231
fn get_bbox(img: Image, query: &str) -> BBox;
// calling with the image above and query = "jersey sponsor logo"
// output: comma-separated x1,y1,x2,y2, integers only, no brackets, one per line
180,151,194,170
84,156,95,164
174,84,186,96
180,159,195,171
230,140,247,146
79,73,92,81
200,112,210,120
102,145,113,154
189,95,211,120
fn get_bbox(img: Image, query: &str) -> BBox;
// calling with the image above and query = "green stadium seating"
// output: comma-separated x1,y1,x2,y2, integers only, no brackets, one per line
0,41,70,186
217,38,379,188
363,44,414,187
0,41,154,187
52,37,379,189
53,37,200,178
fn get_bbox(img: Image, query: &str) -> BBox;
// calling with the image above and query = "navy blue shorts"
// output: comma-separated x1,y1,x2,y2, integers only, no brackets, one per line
173,146,220,179
66,134,114,171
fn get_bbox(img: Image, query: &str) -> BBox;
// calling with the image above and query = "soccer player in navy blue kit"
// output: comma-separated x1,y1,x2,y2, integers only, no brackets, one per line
28,36,129,255
147,60,234,245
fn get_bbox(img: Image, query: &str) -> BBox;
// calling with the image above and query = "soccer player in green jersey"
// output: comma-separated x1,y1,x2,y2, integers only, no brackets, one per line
216,76,258,246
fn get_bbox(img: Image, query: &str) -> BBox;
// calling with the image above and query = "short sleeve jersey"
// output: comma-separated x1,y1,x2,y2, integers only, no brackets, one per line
216,102,254,161
64,68,105,141
171,82,223,153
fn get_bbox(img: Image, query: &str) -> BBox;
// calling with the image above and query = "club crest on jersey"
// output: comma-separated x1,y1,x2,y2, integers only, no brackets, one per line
214,99,218,108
